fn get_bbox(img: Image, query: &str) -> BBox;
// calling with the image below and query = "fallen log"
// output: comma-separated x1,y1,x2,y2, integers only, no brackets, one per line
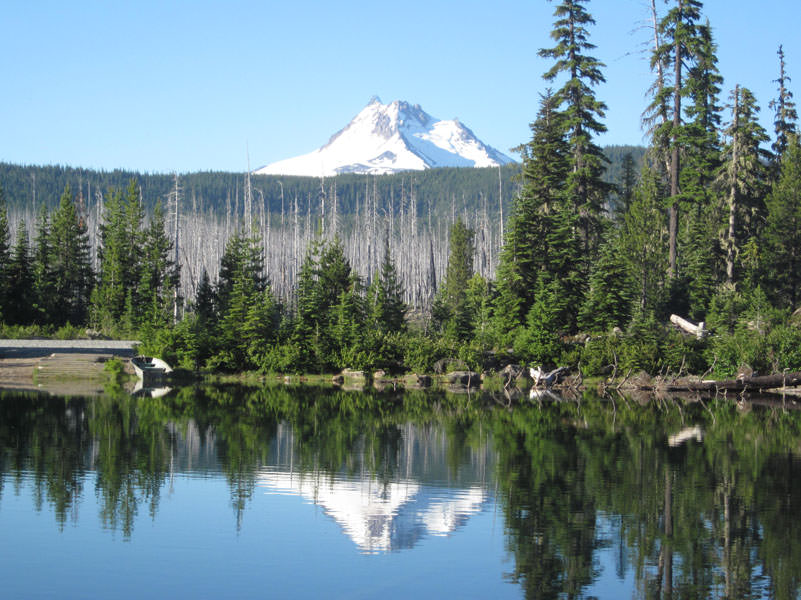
670,314,707,338
628,371,801,394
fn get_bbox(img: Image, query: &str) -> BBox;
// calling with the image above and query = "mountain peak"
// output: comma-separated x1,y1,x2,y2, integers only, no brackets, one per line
255,99,513,177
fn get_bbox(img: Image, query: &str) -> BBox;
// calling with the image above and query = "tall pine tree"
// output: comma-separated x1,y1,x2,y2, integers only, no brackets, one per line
539,0,611,257
649,0,704,277
762,135,801,310
718,85,771,286
770,44,798,161
432,219,475,341
494,90,568,338
6,222,34,325
49,185,92,326
0,185,10,321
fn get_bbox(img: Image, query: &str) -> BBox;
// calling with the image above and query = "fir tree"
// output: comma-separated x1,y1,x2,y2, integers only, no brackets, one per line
649,0,705,277
6,222,33,324
0,185,10,320
578,233,634,332
31,204,53,324
49,184,93,325
294,239,325,350
770,45,798,161
494,91,568,338
92,180,144,328
763,135,801,310
433,219,475,341
619,153,637,215
514,277,564,367
539,0,611,255
139,202,179,328
619,163,669,314
718,85,771,285
542,199,584,333
194,268,215,324
368,235,406,334
680,21,723,208
292,237,358,370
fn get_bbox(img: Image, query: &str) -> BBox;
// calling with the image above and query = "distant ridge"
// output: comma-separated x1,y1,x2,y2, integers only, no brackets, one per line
254,98,514,177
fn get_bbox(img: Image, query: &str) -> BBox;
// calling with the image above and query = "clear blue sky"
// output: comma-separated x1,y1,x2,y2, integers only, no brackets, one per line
1,0,798,173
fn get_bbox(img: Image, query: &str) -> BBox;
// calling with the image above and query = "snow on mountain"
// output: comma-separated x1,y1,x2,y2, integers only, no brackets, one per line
254,97,514,177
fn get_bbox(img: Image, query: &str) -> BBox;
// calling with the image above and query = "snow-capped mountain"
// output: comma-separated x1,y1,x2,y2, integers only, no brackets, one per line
255,97,513,177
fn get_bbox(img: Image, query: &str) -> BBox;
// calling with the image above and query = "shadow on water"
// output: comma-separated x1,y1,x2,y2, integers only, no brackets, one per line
2,384,801,598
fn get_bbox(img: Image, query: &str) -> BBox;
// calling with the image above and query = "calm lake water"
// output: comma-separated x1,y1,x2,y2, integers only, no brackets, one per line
1,385,800,599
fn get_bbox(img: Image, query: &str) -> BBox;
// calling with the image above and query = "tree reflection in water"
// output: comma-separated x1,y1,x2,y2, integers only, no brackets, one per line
1,386,800,598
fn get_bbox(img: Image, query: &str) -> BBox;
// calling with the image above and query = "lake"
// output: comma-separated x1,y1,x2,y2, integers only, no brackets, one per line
1,385,800,599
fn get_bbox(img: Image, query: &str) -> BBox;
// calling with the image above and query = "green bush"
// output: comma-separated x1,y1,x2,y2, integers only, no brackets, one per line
766,325,801,372
0,323,49,338
401,333,452,373
580,334,621,377
53,323,84,340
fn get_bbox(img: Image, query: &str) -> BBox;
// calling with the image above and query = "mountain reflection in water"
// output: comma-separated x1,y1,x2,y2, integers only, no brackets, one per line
258,423,488,553
2,385,801,599
260,469,485,553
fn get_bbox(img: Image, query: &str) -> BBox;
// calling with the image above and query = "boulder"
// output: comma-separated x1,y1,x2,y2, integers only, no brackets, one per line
446,371,480,387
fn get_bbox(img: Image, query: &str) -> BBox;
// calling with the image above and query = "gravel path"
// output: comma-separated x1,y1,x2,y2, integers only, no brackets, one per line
0,339,140,359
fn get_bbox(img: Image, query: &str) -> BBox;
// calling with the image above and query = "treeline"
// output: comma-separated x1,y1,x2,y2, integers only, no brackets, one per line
0,149,643,310
2,0,799,380
0,162,523,219
0,150,643,219
0,181,178,336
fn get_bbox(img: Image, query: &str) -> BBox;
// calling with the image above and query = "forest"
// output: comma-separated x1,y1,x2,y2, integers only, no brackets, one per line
1,0,799,381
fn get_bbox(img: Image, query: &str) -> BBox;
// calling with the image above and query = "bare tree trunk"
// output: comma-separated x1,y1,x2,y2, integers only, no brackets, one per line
668,1,682,279
726,85,740,285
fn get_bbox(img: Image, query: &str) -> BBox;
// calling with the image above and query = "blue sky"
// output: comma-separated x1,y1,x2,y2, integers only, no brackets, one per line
1,0,798,173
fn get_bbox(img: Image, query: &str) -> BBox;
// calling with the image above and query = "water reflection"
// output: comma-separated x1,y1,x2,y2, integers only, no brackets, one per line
257,422,488,553
1,386,801,599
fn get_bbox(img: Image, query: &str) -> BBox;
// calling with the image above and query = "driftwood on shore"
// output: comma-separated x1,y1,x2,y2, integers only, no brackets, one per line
625,371,801,394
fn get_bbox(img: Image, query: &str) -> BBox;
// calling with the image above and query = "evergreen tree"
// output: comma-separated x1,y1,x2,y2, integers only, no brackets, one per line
619,163,669,314
0,185,10,320
292,237,358,370
332,280,367,367
680,21,723,208
216,230,266,318
649,0,705,277
578,233,634,332
31,204,54,324
6,222,33,324
433,219,475,341
494,91,568,338
539,0,611,255
514,277,564,367
92,180,144,329
212,230,278,370
139,202,179,328
542,199,584,333
294,239,325,354
48,184,93,325
763,135,801,310
718,85,771,285
770,45,798,161
618,152,637,215
368,235,406,334
194,268,215,324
